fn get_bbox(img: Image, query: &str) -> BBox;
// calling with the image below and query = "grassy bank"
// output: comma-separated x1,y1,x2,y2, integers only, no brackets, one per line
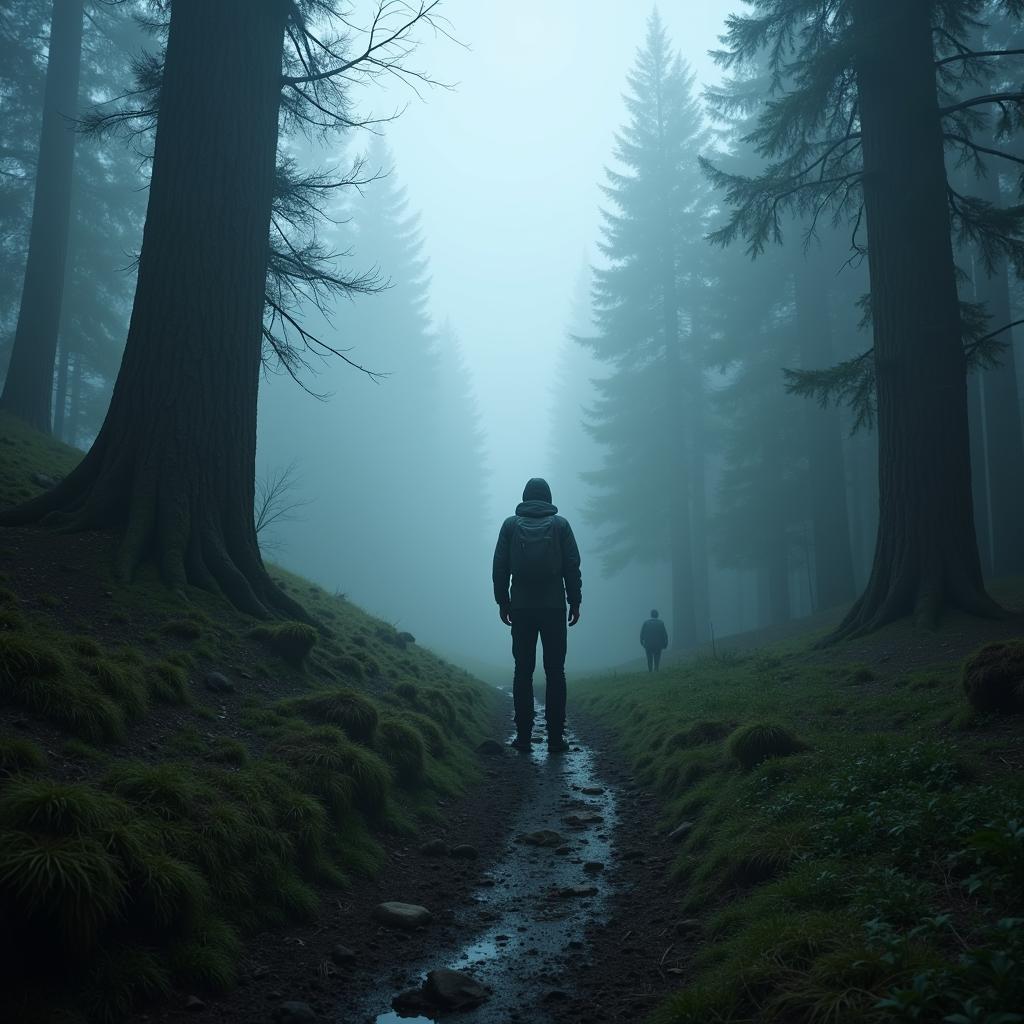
0,413,501,1022
574,628,1024,1023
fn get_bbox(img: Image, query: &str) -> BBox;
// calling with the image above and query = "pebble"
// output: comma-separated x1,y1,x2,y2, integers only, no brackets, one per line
450,844,479,859
271,1002,317,1024
373,902,432,929
419,838,448,857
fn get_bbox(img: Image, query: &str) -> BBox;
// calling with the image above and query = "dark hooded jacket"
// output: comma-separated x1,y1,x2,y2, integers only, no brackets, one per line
492,479,582,611
640,616,669,651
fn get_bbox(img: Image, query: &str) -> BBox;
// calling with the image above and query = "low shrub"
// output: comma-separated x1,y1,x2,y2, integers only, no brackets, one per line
147,661,190,705
376,716,426,786
290,688,379,742
727,723,808,770
962,640,1024,713
250,621,317,667
0,735,47,774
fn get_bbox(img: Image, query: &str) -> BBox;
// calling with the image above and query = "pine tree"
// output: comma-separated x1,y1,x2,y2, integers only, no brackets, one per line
582,10,711,650
2,1,443,616
704,0,1024,637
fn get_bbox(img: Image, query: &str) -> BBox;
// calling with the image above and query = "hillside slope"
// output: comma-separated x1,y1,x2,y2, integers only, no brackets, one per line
0,413,503,1023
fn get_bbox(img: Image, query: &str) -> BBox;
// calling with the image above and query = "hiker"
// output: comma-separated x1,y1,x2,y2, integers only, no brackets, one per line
492,477,582,753
640,609,668,672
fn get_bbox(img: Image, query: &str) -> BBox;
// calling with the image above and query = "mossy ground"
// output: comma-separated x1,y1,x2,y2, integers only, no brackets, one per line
574,628,1024,1023
0,416,501,1023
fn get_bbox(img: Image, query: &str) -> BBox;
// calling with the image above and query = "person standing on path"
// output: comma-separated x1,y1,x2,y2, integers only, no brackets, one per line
640,609,668,672
492,477,582,753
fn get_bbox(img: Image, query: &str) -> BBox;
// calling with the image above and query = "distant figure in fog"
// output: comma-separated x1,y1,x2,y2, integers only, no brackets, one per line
640,609,668,672
492,477,582,753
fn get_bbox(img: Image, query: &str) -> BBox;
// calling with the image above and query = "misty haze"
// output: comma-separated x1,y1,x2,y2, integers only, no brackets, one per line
2,2,1024,1023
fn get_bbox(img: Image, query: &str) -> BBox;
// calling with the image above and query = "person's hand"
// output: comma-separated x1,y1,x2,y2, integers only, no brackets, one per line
568,604,580,627
499,605,512,626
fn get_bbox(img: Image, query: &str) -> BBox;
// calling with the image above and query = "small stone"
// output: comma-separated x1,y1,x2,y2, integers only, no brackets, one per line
449,844,478,860
203,671,235,694
550,885,598,899
329,944,356,965
476,739,504,756
30,472,56,489
668,821,694,842
543,989,570,1002
424,968,488,1009
396,631,416,646
555,845,572,855
185,995,206,1012
582,861,604,873
563,813,603,828
620,848,644,861
271,1002,317,1024
581,786,604,796
419,838,448,857
373,902,432,929
517,829,566,848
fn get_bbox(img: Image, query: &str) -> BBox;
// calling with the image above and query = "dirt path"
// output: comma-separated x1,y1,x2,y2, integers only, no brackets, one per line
138,701,684,1024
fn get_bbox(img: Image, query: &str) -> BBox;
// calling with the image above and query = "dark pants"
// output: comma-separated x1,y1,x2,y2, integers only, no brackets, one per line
511,606,567,736
645,647,662,672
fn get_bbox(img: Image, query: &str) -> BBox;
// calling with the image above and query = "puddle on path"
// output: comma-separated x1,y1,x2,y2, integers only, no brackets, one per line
348,709,618,1024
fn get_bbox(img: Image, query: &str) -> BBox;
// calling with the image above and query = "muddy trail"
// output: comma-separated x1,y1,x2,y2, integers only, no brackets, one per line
143,701,685,1024
350,709,685,1024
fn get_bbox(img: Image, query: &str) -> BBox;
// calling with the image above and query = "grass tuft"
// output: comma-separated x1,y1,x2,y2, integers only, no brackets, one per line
290,687,379,741
376,716,426,786
250,621,318,667
0,734,48,774
726,722,808,769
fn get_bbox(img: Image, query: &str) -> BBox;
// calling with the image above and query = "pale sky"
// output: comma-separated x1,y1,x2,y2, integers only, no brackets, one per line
369,1,741,519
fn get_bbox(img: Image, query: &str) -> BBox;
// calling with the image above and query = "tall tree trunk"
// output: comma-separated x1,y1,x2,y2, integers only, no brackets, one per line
966,369,993,575
834,1,997,638
974,173,1024,577
67,351,81,448
667,292,696,650
689,377,710,641
2,0,304,619
53,339,70,441
793,258,857,609
0,0,84,433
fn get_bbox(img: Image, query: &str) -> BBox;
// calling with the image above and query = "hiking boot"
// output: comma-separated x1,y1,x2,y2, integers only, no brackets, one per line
510,734,533,752
547,734,570,753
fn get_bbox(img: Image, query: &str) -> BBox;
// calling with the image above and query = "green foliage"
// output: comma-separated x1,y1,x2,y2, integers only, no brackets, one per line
160,618,203,640
376,716,426,786
207,737,249,766
0,830,127,947
147,660,190,704
0,734,47,774
82,946,171,1024
963,641,1024,713
0,780,129,836
727,722,808,769
250,621,318,666
289,687,379,741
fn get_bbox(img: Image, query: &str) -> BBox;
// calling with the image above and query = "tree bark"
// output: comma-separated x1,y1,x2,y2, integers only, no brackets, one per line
793,259,857,610
2,0,305,619
973,173,1024,577
0,0,84,433
53,339,70,441
966,368,993,575
67,350,81,448
688,375,710,642
667,286,696,649
834,1,998,638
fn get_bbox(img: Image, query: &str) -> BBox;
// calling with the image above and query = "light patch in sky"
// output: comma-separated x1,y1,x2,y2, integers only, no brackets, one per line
366,0,741,520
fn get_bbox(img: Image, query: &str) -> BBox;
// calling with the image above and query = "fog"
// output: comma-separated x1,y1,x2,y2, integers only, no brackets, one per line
257,2,739,670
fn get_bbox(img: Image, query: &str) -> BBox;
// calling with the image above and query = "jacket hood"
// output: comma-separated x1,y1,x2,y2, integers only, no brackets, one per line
515,499,558,518
522,477,552,503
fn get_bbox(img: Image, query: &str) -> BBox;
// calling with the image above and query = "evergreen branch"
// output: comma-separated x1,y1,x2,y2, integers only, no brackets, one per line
943,132,1024,169
939,91,1024,117
935,48,1024,68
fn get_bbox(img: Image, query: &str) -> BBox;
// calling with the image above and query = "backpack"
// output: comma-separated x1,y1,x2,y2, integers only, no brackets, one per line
510,515,562,583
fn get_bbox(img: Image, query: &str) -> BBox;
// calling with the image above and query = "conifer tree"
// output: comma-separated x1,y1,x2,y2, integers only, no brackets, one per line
581,10,711,650
704,0,1024,637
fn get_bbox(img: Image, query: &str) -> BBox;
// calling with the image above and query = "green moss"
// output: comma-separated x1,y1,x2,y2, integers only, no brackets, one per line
962,640,1024,713
250,621,318,667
